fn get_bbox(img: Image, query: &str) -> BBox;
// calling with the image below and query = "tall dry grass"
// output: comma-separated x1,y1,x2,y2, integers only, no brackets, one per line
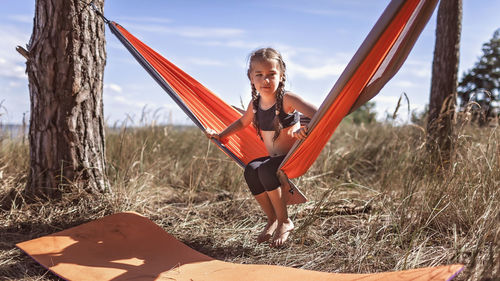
0,116,498,280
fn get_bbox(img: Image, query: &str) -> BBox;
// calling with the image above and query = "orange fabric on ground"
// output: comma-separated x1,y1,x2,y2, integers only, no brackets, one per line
17,212,464,281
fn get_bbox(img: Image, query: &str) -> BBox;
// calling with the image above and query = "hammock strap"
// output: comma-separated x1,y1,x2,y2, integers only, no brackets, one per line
89,1,110,24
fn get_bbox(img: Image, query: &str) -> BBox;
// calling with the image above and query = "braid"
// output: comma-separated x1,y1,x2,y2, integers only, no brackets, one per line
272,81,285,141
247,47,288,142
251,84,263,140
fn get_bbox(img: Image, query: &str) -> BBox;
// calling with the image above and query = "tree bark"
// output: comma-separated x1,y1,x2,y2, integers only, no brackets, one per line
427,0,462,165
25,0,108,198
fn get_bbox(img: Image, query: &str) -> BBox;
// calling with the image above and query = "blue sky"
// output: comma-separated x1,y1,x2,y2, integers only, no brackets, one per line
1,0,499,125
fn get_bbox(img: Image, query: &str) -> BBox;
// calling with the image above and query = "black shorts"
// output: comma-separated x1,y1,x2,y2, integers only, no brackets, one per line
244,155,285,195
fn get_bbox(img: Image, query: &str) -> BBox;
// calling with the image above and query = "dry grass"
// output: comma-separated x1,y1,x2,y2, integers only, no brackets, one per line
0,118,498,280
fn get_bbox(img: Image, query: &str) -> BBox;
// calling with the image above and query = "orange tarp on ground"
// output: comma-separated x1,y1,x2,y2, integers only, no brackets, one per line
17,212,463,281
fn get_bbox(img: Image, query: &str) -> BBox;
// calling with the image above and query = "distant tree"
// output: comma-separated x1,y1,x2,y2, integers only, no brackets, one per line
410,105,429,126
347,101,377,125
426,0,462,164
457,29,500,125
21,0,108,198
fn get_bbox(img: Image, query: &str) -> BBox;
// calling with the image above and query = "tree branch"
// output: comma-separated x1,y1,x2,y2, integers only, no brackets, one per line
16,45,29,60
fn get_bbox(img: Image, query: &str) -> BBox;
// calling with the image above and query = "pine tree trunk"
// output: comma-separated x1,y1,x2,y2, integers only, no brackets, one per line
427,0,462,165
25,0,108,198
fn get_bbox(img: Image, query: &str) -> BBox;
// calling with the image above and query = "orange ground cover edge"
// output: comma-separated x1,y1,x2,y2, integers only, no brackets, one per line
17,212,463,281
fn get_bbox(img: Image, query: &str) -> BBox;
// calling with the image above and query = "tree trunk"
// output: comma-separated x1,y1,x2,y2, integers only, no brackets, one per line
426,0,462,165
25,0,108,198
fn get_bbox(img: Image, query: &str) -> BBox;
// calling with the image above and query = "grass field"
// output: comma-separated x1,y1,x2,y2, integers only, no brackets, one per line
0,118,498,280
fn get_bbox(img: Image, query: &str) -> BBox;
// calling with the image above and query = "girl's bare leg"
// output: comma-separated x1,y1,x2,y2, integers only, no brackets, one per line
254,193,278,243
266,186,294,247
277,170,292,204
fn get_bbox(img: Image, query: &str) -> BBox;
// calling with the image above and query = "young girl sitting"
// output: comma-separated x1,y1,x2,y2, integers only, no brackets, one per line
206,48,317,247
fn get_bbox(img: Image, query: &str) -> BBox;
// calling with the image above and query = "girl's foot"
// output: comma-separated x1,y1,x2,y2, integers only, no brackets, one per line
257,220,278,243
271,219,294,247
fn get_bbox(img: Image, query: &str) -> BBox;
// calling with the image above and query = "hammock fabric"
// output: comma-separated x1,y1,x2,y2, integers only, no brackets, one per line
109,23,267,168
280,0,438,177
108,0,437,179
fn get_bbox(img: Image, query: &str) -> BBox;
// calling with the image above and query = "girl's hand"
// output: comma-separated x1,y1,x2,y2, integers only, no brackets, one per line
205,128,220,141
292,126,309,140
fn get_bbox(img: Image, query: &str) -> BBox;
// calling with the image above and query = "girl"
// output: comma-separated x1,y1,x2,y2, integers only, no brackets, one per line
206,48,317,247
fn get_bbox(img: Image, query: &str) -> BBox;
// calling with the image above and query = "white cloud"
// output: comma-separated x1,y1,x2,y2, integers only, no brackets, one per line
104,83,123,93
123,23,245,39
404,60,432,78
8,81,22,88
393,80,417,88
0,24,30,80
286,57,345,80
299,9,342,16
373,95,400,105
410,68,431,78
175,26,244,38
194,38,347,81
112,95,146,108
373,94,425,113
267,1,373,18
275,44,320,58
199,39,264,51
7,15,33,24
194,38,345,81
0,26,30,57
186,57,225,66
0,57,27,80
117,16,173,24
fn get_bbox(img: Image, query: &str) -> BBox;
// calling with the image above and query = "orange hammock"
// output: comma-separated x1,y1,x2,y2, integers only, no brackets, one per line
108,0,437,178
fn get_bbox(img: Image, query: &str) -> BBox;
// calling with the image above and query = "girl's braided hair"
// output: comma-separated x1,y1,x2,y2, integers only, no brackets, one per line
247,48,287,141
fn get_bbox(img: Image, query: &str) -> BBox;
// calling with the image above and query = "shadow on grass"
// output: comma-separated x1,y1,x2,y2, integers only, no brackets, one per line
184,236,254,261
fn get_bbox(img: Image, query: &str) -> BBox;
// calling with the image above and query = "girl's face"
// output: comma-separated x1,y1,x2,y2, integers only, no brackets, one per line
249,59,283,98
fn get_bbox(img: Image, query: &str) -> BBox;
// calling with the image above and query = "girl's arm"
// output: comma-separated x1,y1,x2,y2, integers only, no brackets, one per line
206,101,254,141
284,92,318,140
284,92,317,119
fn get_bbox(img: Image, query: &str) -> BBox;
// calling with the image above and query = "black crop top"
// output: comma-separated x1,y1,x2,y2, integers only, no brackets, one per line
256,103,299,131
